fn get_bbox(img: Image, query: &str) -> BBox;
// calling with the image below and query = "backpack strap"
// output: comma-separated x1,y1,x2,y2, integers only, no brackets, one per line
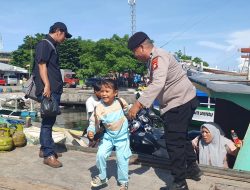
42,39,57,54
116,97,124,109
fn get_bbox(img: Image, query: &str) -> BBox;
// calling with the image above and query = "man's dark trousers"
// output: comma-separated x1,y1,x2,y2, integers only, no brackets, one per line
39,93,61,157
162,97,198,182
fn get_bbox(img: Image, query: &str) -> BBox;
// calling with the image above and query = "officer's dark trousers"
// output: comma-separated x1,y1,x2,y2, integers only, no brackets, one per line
161,97,198,182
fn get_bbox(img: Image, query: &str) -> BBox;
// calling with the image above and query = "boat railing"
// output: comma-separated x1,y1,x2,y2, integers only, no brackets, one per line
199,102,216,108
198,96,216,109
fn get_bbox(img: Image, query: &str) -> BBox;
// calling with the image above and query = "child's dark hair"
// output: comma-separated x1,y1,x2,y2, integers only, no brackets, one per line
101,79,118,91
93,80,102,92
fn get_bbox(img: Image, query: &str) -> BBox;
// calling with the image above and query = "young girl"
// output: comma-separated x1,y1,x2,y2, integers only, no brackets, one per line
87,79,131,190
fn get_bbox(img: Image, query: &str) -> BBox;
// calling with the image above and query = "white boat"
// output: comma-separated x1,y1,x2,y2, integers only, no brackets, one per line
23,126,66,145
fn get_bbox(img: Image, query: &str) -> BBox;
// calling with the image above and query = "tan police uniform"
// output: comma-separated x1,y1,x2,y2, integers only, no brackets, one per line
137,47,196,114
128,31,202,188
138,46,199,184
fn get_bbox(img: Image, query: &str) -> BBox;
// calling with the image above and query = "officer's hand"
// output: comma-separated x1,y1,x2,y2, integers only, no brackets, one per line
87,131,94,140
128,102,141,119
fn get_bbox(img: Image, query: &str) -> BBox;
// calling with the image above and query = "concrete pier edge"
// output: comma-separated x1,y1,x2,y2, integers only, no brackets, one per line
65,144,250,183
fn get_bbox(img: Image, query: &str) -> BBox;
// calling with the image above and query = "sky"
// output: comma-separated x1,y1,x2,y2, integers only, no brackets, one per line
0,0,250,71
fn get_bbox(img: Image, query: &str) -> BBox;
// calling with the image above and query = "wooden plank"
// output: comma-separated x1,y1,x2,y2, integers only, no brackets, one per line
241,48,250,53
241,55,250,59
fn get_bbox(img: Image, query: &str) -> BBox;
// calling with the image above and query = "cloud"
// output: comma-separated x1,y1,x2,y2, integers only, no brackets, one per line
198,29,250,51
197,41,233,51
228,30,250,71
227,30,250,48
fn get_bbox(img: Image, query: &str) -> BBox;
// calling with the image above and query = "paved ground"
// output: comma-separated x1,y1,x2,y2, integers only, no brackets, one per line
1,145,250,190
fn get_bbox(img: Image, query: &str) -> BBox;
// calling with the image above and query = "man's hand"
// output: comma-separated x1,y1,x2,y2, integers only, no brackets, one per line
43,85,51,97
87,131,94,140
128,101,143,119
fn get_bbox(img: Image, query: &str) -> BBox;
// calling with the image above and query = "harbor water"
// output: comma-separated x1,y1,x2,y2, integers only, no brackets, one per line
33,106,88,131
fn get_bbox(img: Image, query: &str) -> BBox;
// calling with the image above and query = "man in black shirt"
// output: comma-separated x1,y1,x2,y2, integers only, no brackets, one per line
33,22,72,168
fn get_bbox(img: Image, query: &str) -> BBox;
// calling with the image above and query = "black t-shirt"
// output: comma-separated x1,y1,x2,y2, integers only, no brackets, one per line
33,35,63,96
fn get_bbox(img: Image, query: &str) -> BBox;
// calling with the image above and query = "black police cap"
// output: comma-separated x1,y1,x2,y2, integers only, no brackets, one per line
49,22,72,38
128,32,150,50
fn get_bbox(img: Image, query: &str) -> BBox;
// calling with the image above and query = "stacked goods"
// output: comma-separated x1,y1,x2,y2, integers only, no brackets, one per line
0,124,14,151
0,118,27,151
10,124,26,147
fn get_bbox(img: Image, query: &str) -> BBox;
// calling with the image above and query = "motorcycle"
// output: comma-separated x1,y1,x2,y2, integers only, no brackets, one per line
128,108,169,158
78,105,169,158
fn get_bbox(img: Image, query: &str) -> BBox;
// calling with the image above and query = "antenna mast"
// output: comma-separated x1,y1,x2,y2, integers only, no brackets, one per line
128,0,136,35
0,34,3,51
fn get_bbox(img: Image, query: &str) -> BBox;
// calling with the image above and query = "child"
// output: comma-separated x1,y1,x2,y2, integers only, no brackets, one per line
86,80,102,121
82,80,102,147
87,79,131,190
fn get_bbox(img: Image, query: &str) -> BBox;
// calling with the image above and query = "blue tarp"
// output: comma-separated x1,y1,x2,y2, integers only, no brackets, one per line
196,89,208,97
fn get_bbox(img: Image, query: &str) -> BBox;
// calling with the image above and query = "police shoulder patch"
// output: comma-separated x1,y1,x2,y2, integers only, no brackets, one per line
151,57,158,71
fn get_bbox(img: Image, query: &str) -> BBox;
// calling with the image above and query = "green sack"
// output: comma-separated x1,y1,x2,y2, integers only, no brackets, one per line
0,127,14,151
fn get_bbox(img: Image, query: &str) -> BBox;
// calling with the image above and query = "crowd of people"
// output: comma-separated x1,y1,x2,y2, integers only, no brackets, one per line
33,22,243,190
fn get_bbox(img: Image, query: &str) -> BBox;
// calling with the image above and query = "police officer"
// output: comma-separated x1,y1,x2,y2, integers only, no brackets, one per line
33,22,72,168
127,32,202,190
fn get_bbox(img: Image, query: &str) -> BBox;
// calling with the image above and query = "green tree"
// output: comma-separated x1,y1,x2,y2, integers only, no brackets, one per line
58,38,82,71
175,50,209,66
77,34,140,79
11,49,31,68
193,57,209,67
10,33,150,80
11,34,45,69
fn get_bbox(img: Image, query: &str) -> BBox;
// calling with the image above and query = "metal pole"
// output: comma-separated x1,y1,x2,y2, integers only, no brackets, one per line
128,0,136,35
29,35,33,78
29,49,32,77
248,53,250,80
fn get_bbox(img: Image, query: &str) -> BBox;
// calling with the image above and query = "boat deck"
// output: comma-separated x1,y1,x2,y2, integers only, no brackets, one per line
0,145,250,190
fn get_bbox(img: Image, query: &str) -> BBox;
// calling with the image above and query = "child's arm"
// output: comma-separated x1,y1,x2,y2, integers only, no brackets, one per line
87,109,101,140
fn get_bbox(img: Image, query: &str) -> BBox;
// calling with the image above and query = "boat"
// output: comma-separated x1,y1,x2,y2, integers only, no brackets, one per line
150,87,215,128
189,69,250,171
0,115,25,127
24,126,66,145
0,97,37,118
192,89,215,127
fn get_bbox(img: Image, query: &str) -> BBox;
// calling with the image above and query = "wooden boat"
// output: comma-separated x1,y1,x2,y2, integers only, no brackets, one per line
0,98,37,118
189,70,250,171
192,89,215,127
0,115,25,126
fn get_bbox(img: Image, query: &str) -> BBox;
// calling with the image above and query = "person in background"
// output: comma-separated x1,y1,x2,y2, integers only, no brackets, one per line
87,79,131,190
127,32,202,190
86,80,102,121
83,80,102,147
192,122,242,168
33,22,72,168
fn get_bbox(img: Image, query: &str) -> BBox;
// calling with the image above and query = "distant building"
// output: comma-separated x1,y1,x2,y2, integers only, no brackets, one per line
0,51,12,64
0,62,28,79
